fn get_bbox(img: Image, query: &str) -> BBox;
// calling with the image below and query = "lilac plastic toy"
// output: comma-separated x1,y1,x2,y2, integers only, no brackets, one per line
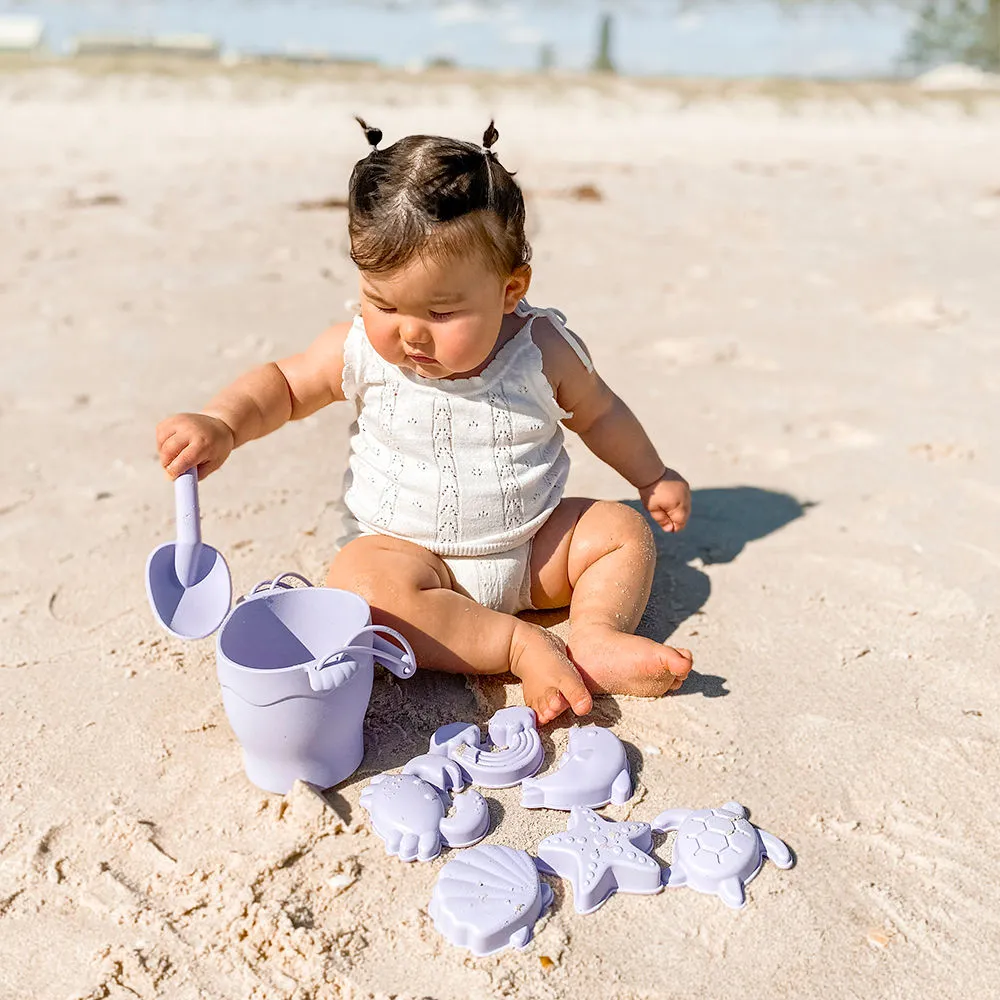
651,801,793,909
402,753,467,793
429,707,544,788
429,845,554,955
145,468,232,640
360,755,490,862
521,725,632,810
216,574,416,794
535,807,663,913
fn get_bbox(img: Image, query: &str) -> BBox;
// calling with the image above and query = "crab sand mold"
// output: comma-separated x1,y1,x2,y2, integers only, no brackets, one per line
359,754,490,863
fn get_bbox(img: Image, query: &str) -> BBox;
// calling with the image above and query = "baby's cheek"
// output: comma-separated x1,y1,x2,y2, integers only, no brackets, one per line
366,325,401,364
450,319,497,366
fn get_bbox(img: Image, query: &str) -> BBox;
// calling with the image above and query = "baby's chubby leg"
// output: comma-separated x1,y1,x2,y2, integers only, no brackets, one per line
326,535,592,725
529,498,694,697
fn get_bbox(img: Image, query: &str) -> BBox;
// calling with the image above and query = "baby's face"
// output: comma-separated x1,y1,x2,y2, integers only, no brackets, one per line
359,253,526,379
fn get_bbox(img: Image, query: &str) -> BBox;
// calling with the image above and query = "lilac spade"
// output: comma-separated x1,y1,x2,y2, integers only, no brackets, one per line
145,468,231,640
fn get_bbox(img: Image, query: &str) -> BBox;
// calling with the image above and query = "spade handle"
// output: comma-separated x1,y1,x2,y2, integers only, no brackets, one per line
173,468,203,586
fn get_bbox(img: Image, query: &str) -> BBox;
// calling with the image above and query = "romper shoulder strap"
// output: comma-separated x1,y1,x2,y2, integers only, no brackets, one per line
341,314,375,401
516,300,594,373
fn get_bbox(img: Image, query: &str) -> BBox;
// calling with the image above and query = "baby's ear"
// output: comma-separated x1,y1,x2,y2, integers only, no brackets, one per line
503,265,532,312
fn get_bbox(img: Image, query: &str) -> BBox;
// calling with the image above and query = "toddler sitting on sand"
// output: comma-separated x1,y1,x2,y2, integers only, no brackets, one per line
155,119,693,723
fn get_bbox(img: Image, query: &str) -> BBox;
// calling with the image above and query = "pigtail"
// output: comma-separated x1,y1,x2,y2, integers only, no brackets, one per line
481,120,499,157
355,116,383,152
480,119,499,204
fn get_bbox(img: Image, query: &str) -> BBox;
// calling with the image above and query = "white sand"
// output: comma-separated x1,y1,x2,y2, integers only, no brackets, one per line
1,65,998,1000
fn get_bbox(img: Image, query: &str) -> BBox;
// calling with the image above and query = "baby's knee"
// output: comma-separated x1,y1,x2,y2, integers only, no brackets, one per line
588,501,655,558
326,537,448,603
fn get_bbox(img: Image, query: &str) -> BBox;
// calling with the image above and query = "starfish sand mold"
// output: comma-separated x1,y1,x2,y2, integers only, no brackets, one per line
535,806,663,913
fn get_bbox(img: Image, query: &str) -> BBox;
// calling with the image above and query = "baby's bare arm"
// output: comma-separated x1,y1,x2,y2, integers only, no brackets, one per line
204,321,352,445
537,322,664,489
537,319,690,531
157,321,351,479
565,383,666,490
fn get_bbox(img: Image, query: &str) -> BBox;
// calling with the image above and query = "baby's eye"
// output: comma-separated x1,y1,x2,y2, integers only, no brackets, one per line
373,304,396,314
429,310,455,321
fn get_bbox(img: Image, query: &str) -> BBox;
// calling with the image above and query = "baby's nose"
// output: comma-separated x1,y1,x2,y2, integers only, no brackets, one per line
400,318,431,347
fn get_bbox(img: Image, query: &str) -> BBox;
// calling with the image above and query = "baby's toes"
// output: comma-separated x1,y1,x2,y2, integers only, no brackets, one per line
663,645,693,678
532,687,570,725
559,674,593,717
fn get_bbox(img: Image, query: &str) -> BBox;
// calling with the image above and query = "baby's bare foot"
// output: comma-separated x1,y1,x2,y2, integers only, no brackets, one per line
567,624,693,697
509,620,593,725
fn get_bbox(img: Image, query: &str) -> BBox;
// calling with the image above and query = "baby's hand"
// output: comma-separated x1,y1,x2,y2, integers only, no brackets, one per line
639,467,691,533
156,412,235,480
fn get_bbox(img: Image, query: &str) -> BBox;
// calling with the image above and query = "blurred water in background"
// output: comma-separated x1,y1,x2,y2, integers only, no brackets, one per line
1,0,917,78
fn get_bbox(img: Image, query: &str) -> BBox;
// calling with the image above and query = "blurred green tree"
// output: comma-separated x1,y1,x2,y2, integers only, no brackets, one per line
715,0,998,71
679,0,1000,70
902,0,1000,69
593,12,616,72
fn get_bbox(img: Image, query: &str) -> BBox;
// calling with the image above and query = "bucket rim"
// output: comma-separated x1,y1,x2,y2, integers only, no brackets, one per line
216,584,374,676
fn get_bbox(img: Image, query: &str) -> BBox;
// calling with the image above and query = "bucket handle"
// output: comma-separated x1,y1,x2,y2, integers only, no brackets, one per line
305,625,417,692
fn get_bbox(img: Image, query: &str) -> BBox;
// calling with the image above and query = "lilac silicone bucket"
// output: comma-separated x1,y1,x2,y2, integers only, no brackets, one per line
216,574,416,794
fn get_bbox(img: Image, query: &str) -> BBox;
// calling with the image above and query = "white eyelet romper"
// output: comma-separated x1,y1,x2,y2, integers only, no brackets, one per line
337,300,594,614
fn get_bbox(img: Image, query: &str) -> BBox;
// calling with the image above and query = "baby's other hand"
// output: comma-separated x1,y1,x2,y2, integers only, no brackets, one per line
639,467,691,533
156,412,235,480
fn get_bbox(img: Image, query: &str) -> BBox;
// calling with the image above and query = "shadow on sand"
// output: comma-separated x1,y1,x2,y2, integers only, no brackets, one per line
633,485,813,696
525,485,812,699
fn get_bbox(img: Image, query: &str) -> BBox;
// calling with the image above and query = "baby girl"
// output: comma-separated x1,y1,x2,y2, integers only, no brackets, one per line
156,119,693,724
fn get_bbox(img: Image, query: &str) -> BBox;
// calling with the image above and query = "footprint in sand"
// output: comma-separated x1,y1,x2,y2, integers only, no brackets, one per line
648,338,778,372
797,419,880,450
908,442,975,462
872,296,968,330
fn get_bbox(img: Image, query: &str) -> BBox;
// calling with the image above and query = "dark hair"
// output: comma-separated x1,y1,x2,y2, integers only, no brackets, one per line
347,119,531,277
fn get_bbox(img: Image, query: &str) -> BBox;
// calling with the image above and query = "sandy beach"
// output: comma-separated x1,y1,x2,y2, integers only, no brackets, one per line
1,62,998,999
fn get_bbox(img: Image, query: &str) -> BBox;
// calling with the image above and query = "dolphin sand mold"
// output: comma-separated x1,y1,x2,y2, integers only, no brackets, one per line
520,724,632,810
